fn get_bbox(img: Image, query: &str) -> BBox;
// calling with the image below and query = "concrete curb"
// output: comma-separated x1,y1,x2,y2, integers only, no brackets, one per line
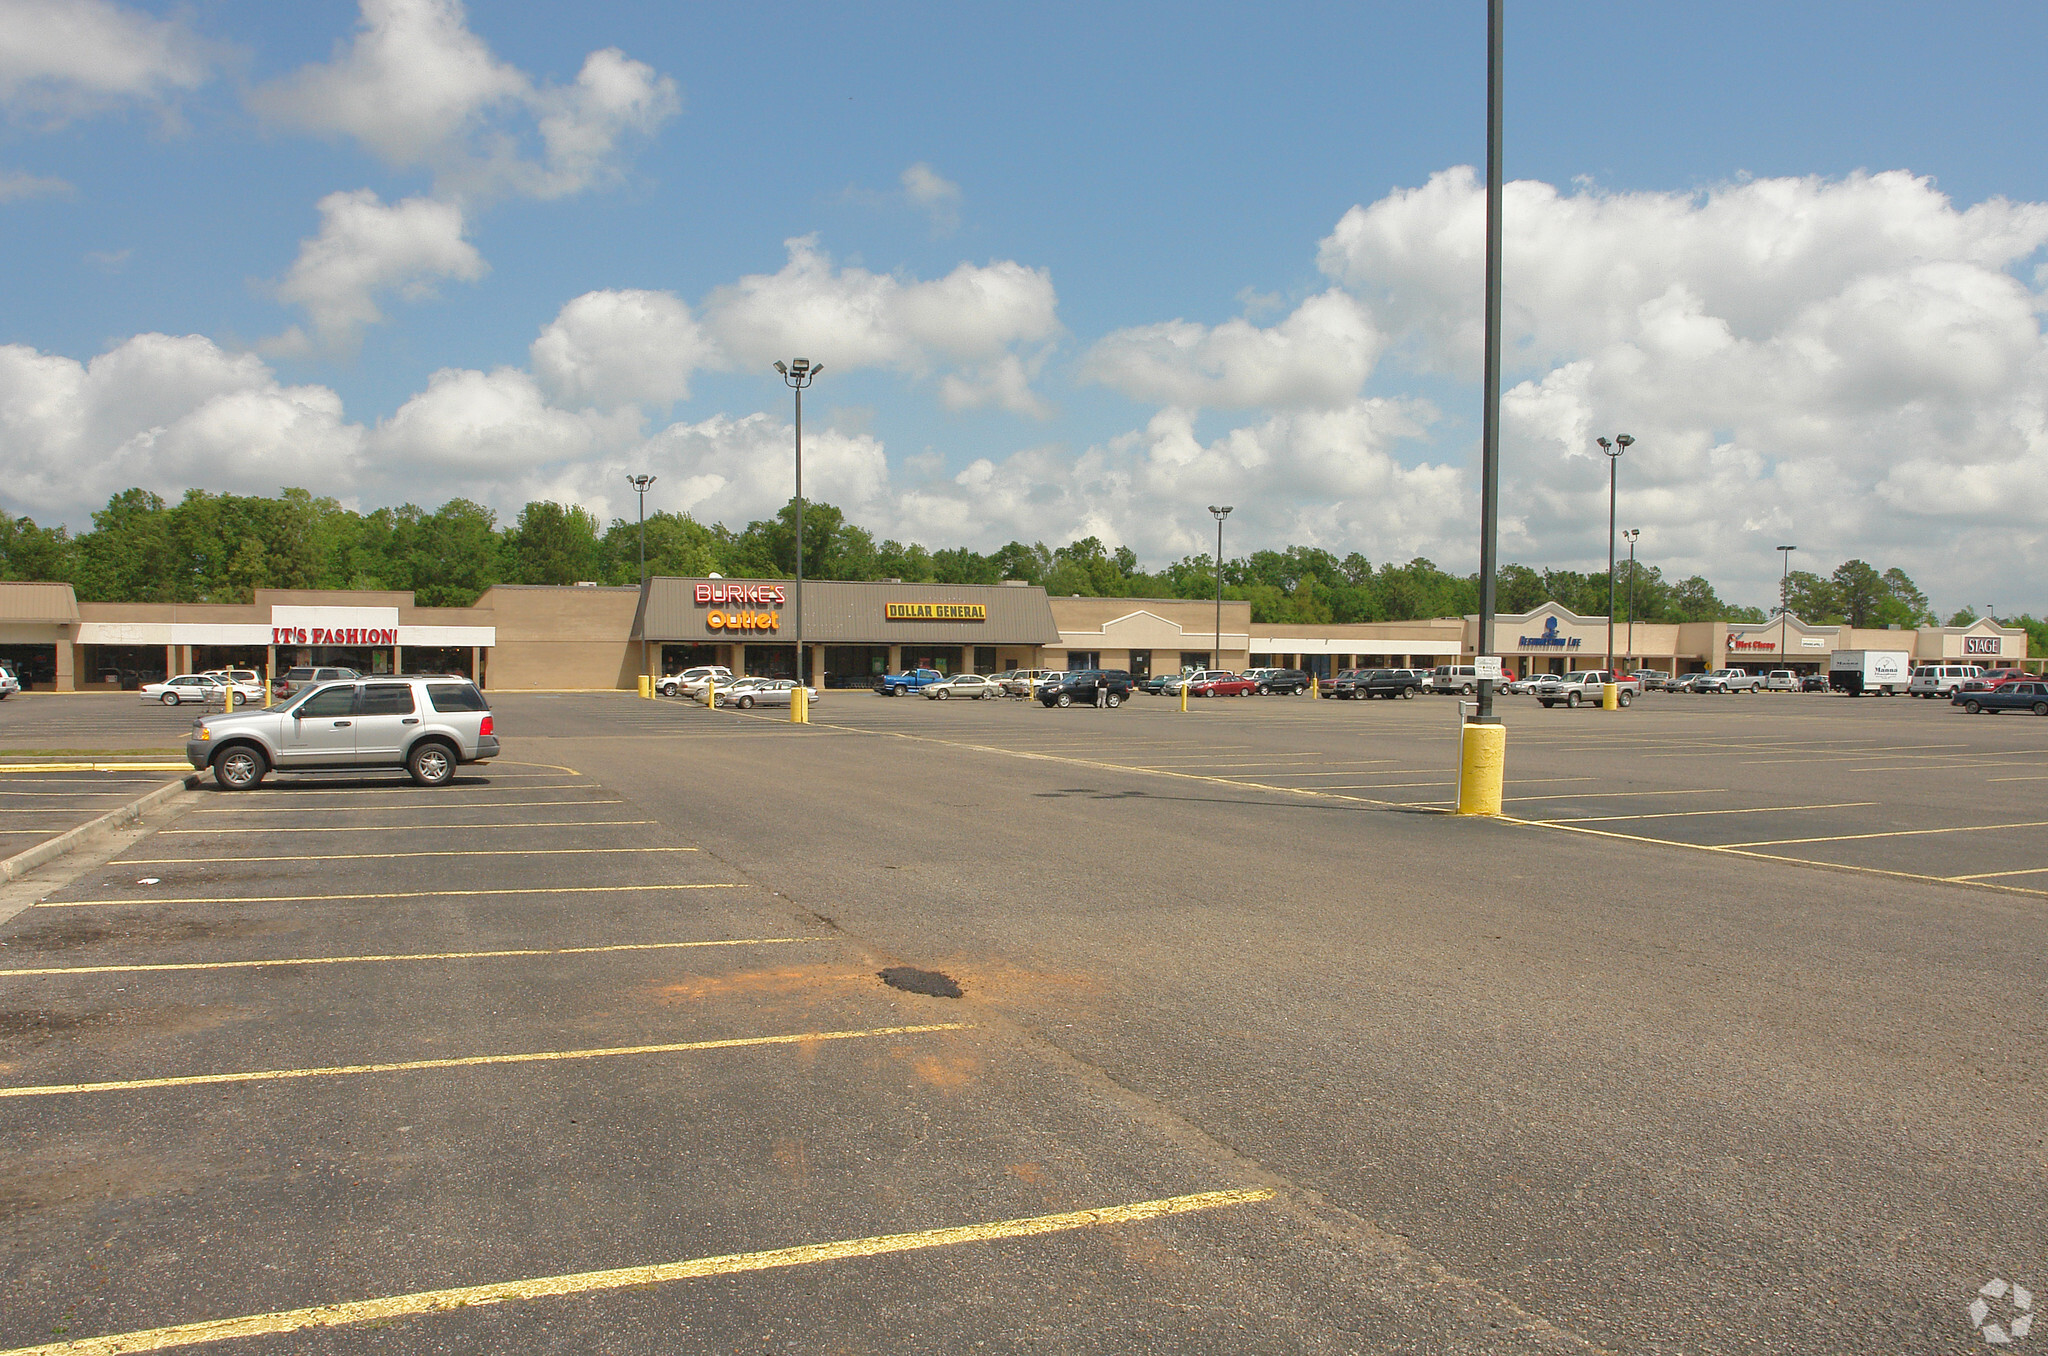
0,773,201,884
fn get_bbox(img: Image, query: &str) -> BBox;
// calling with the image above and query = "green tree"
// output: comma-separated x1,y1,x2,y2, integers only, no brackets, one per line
409,499,504,605
0,514,75,581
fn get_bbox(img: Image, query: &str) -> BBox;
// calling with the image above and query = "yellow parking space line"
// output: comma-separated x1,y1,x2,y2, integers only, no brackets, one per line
0,1187,1271,1356
1501,815,2048,901
1505,788,1730,803
160,820,656,835
40,883,748,908
1947,866,2048,881
1719,819,2048,849
1537,801,1877,825
116,846,698,865
234,784,592,795
0,1021,969,1101
1989,775,2048,783
0,936,820,977
192,799,626,814
0,789,170,797
0,762,190,773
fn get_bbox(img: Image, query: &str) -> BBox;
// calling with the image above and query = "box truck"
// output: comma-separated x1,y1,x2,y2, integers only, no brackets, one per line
1828,649,1910,696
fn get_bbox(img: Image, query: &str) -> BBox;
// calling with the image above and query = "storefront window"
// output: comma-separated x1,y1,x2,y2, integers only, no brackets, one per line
1127,649,1151,679
1068,651,1101,670
1179,651,1211,672
821,645,890,688
78,644,167,688
902,647,962,676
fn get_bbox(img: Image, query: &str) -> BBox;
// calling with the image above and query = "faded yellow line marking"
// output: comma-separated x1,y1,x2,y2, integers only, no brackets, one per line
40,883,747,909
0,789,169,797
236,784,590,795
1499,815,2048,901
0,763,189,773
1947,866,2048,881
1719,818,2048,849
0,1021,968,1100
193,799,624,814
1505,788,1729,803
0,1188,1273,1355
116,846,698,865
1537,801,1877,825
0,937,819,977
1988,775,2048,783
160,820,655,835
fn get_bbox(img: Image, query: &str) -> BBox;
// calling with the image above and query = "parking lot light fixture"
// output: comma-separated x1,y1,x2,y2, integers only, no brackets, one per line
1777,545,1797,659
626,474,656,583
1208,506,1233,672
1596,435,1633,677
775,360,822,682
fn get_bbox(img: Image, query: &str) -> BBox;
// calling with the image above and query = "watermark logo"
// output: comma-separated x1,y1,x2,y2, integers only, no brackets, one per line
1971,1278,2034,1345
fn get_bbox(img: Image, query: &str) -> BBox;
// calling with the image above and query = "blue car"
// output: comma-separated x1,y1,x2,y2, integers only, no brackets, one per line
1952,680,2048,715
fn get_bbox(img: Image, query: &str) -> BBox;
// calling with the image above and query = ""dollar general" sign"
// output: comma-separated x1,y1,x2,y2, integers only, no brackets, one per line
884,602,987,621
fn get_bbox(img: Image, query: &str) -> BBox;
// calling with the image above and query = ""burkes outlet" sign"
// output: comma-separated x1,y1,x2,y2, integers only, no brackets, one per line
695,582,785,633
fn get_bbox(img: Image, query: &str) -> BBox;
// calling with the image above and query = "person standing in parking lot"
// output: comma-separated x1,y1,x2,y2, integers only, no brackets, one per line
1095,673,1107,708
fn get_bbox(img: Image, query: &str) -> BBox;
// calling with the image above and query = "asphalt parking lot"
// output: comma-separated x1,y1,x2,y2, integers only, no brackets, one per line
2,686,2042,1353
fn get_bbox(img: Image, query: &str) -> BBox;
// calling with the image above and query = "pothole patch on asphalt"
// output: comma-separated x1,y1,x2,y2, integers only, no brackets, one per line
878,966,964,999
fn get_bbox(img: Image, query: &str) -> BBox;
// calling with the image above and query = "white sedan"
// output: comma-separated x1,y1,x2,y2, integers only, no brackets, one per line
716,679,820,710
923,674,999,700
140,674,263,705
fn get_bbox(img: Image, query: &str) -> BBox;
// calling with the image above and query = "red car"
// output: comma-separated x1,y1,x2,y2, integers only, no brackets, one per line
1189,674,1259,697
1961,669,2031,692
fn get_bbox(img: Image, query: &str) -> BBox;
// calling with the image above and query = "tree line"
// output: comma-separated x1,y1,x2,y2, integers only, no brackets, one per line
4,488,2036,653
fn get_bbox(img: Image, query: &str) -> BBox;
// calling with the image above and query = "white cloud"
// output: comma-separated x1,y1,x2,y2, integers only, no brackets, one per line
530,289,713,409
0,168,70,200
0,334,362,517
940,353,1054,419
901,161,961,234
1084,290,1382,410
367,366,634,473
0,0,216,124
268,189,487,353
703,235,1059,384
250,0,677,201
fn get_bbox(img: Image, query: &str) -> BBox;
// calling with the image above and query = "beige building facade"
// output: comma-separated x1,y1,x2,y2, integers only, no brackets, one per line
0,581,2032,691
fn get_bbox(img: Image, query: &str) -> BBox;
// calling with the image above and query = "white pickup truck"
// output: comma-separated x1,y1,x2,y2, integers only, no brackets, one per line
1692,668,1763,694
1532,670,1642,708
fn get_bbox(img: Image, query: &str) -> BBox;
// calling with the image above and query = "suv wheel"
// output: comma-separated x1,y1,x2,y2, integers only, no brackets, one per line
1106,692,1122,708
1055,692,1072,708
1618,690,1634,708
213,744,267,790
1257,684,1271,695
1401,686,1416,699
407,740,457,787
1566,691,1582,708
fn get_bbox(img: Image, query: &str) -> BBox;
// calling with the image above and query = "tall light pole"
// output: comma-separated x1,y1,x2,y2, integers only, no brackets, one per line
1474,0,1504,727
626,474,656,582
1595,434,1634,675
773,359,823,682
1622,527,1640,667
1777,544,1797,661
1208,505,1233,670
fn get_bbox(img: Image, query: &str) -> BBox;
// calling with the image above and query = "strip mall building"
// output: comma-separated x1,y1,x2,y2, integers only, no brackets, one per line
0,581,2029,690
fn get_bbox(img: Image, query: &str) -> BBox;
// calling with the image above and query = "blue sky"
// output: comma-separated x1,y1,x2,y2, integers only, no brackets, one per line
4,1,2047,615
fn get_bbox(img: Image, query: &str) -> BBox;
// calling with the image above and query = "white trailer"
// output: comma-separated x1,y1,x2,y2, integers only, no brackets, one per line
1828,649,1910,696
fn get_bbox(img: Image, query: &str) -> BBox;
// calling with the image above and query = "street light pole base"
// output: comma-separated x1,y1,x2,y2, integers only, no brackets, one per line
1456,721,1507,816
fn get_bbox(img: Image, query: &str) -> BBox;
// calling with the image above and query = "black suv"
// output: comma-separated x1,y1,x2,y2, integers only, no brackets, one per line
1329,668,1425,700
1249,668,1312,695
1039,670,1133,708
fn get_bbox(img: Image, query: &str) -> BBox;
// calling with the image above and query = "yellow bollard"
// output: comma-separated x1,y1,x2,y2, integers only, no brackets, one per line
706,677,715,708
1456,721,1506,815
637,674,651,699
789,684,807,724
1601,681,1619,711
223,682,234,713
1180,681,1189,713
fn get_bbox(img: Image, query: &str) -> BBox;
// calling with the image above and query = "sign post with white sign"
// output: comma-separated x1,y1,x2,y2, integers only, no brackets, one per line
1474,656,1503,682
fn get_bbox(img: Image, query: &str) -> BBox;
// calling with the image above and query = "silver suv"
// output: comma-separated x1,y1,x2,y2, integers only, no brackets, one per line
187,676,499,789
